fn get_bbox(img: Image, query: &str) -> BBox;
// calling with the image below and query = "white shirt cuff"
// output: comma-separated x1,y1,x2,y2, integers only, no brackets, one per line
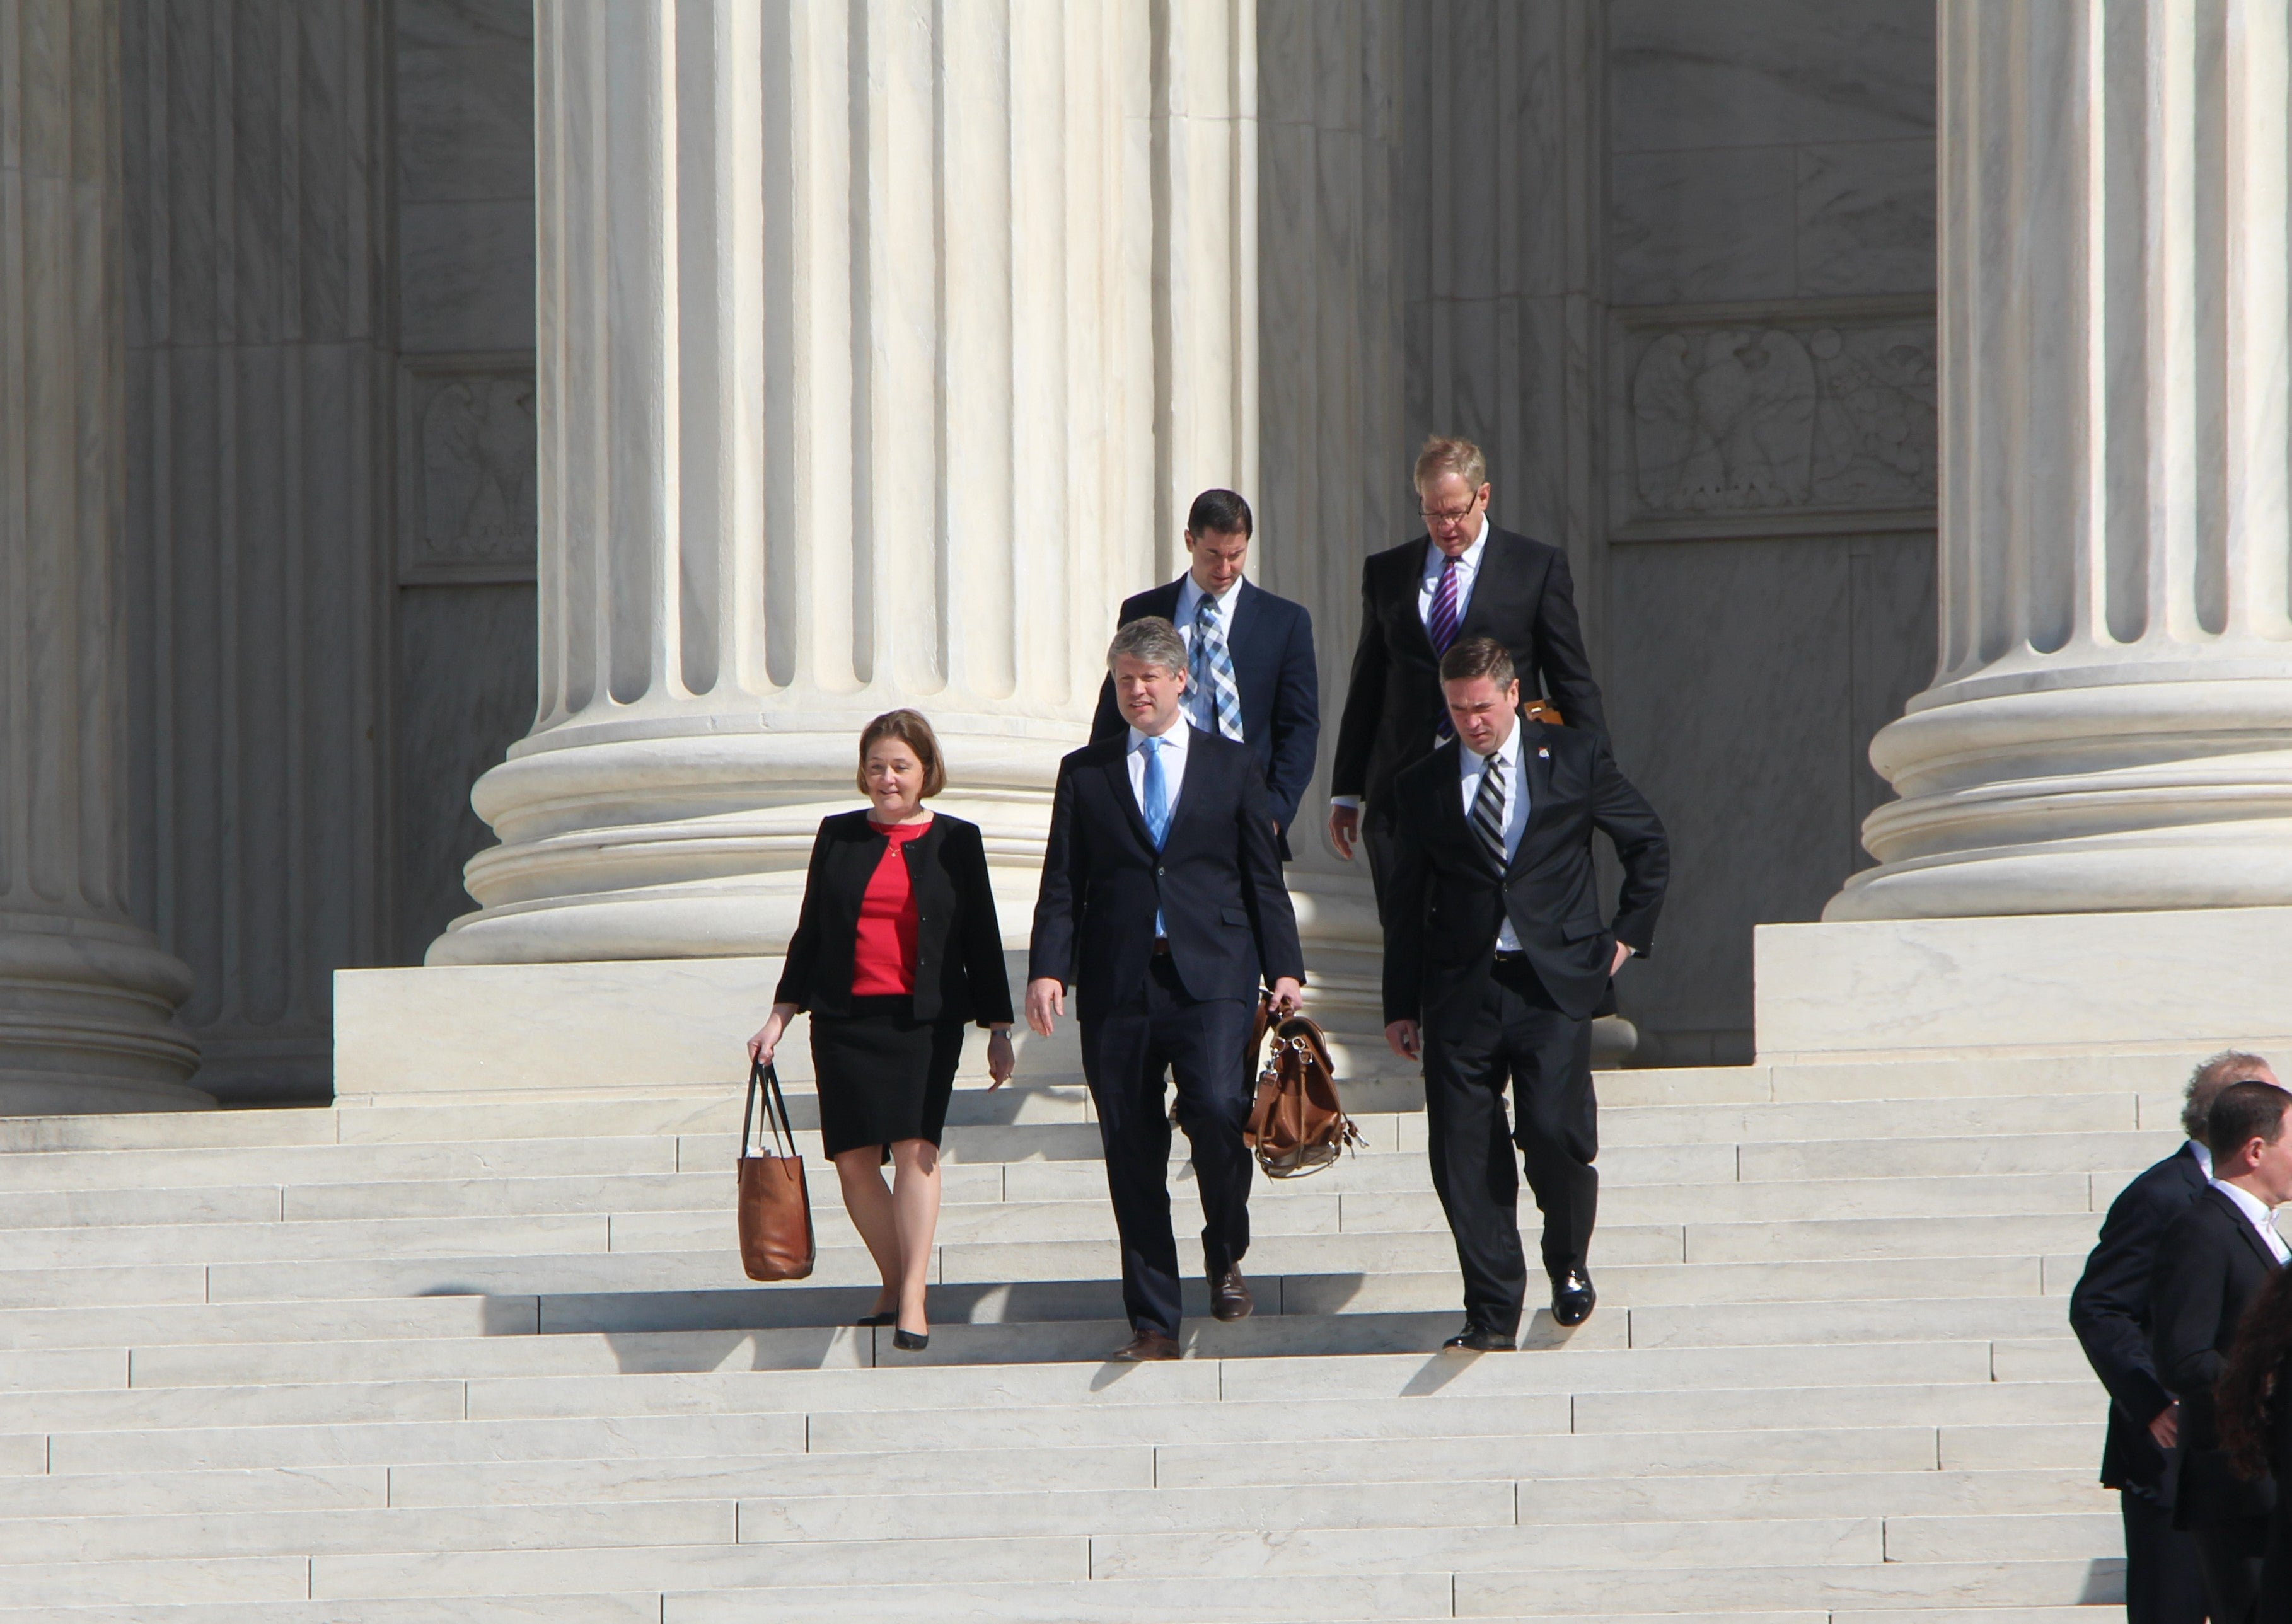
1329,795,1362,810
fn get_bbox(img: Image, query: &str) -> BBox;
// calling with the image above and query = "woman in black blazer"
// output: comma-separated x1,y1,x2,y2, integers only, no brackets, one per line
748,710,1014,1349
2220,1263,2292,1621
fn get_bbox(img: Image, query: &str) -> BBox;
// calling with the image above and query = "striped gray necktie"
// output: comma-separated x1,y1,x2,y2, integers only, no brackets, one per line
1469,751,1508,873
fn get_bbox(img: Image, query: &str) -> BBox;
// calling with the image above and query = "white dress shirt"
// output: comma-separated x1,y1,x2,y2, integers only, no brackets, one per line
2212,1176,2291,1264
1459,723,1531,953
1172,574,1246,736
1417,515,1491,630
1126,720,1191,821
2192,1140,2214,1181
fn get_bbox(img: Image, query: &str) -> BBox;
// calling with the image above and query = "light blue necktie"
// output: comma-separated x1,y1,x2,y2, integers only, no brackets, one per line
1141,735,1171,936
1190,593,1245,740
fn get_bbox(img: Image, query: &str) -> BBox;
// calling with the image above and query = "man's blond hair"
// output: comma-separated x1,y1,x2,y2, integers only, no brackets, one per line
1414,434,1488,492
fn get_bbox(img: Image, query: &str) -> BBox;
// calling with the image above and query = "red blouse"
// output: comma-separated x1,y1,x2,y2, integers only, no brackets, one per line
850,819,930,996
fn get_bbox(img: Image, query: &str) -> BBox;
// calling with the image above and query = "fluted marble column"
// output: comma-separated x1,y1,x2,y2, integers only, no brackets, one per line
1,0,202,1109
1254,0,1401,1050
1832,0,2292,921
431,1,1258,964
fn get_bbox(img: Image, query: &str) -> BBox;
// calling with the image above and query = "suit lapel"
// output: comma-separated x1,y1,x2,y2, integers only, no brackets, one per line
1504,718,1554,880
1158,727,1214,850
1393,543,1442,664
1454,530,1518,645
1099,745,1157,855
2209,1184,2287,1272
1425,740,1474,851
1224,579,1261,677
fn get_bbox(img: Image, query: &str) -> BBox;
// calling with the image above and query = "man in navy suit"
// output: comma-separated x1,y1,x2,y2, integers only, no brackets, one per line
2072,1051,2281,1624
1032,618,1306,1361
1091,490,1320,860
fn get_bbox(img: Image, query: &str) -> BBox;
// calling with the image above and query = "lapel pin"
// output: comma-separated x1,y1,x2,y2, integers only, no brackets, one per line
1537,746,1550,759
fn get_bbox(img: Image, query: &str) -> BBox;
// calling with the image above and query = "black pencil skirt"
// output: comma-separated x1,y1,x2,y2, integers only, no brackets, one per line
809,996,967,1161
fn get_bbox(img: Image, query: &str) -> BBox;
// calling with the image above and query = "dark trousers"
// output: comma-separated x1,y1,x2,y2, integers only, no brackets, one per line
2193,1516,2270,1624
2119,1490,2207,1624
1079,955,1256,1339
1421,955,1597,1337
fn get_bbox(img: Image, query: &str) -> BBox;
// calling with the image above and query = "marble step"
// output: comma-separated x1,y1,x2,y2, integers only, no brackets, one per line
802,1383,2088,1460
40,1342,2022,1478
1595,1092,2138,1147
43,1412,818,1475
1885,1511,2122,1563
0,1162,2117,1243
0,1477,1536,1565
1737,1131,2167,1182
0,1497,743,1565
1454,1557,2123,1615
0,1601,659,1624
0,1572,1448,1624
1507,1467,2107,1524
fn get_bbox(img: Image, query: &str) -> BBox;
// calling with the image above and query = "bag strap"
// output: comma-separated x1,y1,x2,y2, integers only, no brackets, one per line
741,1059,799,1163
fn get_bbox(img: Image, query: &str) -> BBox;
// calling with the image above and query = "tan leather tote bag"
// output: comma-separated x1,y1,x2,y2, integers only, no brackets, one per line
737,1060,816,1281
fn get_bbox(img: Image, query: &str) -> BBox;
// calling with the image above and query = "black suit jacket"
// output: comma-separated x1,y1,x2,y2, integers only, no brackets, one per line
1380,718,1667,1027
1027,727,1306,1023
2151,1183,2286,1528
2069,1144,2211,1499
774,811,1014,1027
1090,577,1321,853
1332,527,1606,817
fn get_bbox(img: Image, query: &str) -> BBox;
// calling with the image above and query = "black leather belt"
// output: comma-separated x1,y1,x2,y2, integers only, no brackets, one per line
1152,938,1172,957
1492,950,1527,963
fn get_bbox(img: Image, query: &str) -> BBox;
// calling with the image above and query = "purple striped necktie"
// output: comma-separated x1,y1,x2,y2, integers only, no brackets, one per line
1428,554,1462,654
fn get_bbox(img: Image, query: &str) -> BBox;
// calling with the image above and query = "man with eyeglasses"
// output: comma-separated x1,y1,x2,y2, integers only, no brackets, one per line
1329,436,1607,915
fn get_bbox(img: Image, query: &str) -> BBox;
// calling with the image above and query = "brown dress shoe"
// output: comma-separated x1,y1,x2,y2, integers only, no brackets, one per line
1113,1330,1181,1361
1211,1268,1253,1322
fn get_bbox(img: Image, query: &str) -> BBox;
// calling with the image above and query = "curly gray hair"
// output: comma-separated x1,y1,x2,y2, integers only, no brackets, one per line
2185,1049,2278,1143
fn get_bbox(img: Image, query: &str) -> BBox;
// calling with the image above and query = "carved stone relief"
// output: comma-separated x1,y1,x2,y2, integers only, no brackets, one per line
400,359,538,582
1624,317,1936,525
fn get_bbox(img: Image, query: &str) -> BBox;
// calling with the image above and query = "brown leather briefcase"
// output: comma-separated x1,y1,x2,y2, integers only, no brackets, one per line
737,1059,816,1281
1244,1008,1363,1178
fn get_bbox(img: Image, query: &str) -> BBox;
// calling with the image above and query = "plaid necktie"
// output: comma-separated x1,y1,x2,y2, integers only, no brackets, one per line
1427,555,1462,654
1190,594,1245,741
1469,750,1508,873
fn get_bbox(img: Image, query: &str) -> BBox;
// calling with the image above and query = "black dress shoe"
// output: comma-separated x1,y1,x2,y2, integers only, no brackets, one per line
1551,1270,1596,1327
891,1327,929,1351
855,1310,896,1327
1441,1325,1517,1353
1211,1268,1253,1322
1113,1329,1181,1361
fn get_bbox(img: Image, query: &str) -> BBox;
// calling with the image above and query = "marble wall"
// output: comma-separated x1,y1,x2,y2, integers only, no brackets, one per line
1400,1,1940,1063
1599,0,1938,1061
389,0,536,968
120,0,394,1105
115,0,537,1102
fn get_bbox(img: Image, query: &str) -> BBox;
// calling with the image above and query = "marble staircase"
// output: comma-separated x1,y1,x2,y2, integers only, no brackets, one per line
0,1052,2164,1620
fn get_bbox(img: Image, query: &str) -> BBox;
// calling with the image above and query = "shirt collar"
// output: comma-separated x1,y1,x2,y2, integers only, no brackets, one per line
1175,572,1244,622
1130,721,1190,755
1460,718,1522,778
2193,1140,2215,1180
1427,515,1490,577
2214,1175,2279,1226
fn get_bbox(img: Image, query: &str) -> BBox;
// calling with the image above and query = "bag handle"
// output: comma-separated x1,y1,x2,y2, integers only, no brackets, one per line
741,1059,799,1165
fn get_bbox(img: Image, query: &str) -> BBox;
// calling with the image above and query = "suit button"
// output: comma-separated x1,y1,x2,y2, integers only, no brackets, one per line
1156,866,1166,876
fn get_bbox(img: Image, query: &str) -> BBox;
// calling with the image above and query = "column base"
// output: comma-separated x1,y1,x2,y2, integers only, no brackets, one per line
1756,905,2292,1063
0,915,207,1114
